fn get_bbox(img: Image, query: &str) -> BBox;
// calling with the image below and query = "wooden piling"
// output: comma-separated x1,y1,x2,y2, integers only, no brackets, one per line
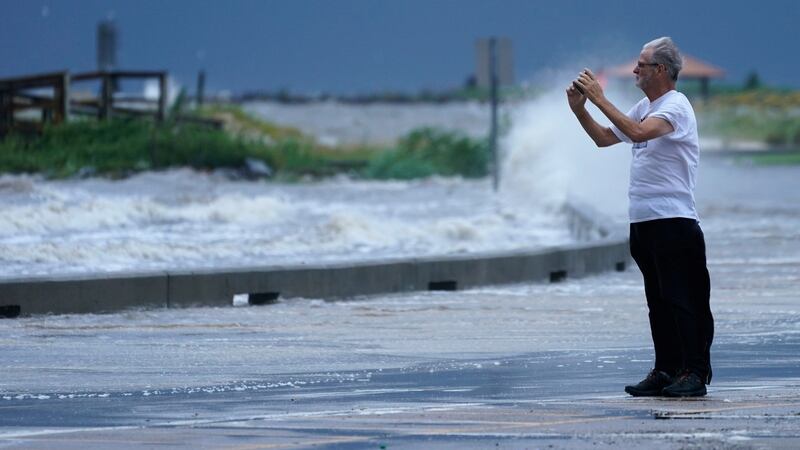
158,72,167,122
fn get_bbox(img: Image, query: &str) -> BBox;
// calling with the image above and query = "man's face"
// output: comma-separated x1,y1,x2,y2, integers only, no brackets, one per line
633,48,658,90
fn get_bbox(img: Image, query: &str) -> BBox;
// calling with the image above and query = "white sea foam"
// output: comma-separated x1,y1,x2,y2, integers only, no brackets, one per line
0,168,572,277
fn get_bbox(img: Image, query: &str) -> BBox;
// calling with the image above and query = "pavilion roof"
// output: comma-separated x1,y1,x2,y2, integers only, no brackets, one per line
603,54,725,79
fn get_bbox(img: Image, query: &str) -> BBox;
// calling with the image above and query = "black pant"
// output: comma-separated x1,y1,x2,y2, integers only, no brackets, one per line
630,218,713,383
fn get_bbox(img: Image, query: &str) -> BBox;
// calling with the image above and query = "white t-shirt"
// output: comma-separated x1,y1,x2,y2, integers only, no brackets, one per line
610,90,700,223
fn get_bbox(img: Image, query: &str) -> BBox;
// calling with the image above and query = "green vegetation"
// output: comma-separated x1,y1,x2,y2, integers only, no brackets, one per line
0,119,264,178
696,89,800,149
700,110,800,147
0,109,489,180
0,119,363,179
364,128,489,180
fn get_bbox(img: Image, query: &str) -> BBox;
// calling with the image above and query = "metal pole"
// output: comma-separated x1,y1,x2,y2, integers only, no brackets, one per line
489,37,500,192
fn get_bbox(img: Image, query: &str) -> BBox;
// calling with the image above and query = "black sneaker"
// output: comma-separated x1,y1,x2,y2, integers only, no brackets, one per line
662,371,707,397
624,369,673,397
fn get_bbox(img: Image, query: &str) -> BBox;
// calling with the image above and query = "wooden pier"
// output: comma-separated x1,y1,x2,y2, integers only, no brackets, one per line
0,70,219,137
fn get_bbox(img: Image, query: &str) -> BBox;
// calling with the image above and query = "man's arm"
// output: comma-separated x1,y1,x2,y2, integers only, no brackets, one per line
576,69,673,142
573,105,621,147
593,97,673,142
566,84,620,147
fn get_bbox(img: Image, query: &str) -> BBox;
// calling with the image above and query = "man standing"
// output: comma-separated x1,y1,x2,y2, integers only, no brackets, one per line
567,37,713,397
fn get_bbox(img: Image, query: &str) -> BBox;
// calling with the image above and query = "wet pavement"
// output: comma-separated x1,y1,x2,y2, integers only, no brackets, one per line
2,338,800,448
1,159,800,448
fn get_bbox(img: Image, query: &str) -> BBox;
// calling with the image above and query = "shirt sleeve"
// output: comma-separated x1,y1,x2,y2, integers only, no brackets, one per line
648,97,689,139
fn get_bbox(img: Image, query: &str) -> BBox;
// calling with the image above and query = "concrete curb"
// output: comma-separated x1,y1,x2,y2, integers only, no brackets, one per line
0,200,630,317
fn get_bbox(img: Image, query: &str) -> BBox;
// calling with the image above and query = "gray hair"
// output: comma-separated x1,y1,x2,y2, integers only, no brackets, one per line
643,37,683,81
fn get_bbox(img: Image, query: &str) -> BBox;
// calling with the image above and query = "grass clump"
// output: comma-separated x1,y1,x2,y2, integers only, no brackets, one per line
0,119,263,177
364,127,489,180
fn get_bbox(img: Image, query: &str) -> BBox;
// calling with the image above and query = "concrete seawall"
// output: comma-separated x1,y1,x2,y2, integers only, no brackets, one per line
0,200,629,317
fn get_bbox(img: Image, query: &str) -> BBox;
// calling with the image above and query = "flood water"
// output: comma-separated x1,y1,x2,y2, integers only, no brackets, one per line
0,172,572,278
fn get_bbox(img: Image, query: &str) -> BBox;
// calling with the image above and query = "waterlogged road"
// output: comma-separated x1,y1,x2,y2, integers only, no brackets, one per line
1,159,800,448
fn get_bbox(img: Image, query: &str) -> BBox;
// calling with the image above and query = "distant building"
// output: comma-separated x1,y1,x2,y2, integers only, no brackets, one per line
475,38,514,88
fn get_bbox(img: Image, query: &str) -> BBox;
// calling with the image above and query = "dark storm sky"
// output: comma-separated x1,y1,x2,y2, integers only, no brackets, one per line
1,0,797,94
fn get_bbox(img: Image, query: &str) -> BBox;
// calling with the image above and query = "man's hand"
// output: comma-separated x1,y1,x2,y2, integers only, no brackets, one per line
566,83,586,112
574,68,604,105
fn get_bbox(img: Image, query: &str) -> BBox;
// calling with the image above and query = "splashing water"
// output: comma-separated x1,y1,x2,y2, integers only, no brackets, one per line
0,170,573,277
500,88,635,220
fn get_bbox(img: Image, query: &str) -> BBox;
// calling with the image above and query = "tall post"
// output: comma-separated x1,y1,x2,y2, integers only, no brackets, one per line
157,72,167,123
196,70,206,107
97,20,119,94
0,86,10,134
489,37,500,192
55,71,70,124
100,72,113,120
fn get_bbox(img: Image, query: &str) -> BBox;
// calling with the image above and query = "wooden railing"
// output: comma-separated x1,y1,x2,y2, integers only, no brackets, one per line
0,70,222,137
0,71,70,136
71,70,167,122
